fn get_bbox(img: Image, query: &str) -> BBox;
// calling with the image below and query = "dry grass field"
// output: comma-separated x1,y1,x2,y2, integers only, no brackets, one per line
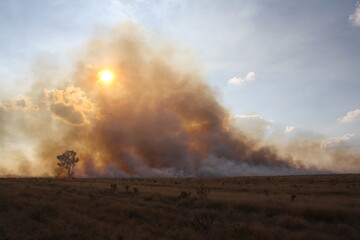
0,174,359,240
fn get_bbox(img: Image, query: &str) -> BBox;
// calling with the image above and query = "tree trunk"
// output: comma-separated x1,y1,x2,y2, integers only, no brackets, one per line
69,166,74,177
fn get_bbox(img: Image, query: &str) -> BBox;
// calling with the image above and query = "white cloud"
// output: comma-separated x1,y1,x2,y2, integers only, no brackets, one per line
338,109,360,123
228,71,255,85
284,126,295,133
321,133,356,149
349,2,360,27
233,114,274,122
232,114,275,129
246,71,255,80
234,114,260,119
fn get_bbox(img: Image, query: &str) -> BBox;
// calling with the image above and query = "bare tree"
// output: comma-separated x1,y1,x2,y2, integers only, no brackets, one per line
57,150,79,177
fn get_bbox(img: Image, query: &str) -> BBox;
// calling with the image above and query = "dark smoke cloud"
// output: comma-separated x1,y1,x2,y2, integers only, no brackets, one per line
0,23,357,177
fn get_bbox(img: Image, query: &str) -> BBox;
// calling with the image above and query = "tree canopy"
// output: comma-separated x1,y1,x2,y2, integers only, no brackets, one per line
57,150,79,177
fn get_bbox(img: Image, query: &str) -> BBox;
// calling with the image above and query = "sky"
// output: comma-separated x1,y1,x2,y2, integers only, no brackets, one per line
0,0,360,175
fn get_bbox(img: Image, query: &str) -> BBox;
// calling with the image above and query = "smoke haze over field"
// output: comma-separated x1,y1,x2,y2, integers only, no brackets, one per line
0,23,359,177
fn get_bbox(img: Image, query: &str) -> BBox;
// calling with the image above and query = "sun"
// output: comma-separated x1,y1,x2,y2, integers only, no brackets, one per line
98,70,114,83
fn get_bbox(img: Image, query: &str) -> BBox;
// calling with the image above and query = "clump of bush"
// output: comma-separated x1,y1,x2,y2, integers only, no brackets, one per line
110,184,117,193
178,191,192,199
196,185,210,200
191,214,214,232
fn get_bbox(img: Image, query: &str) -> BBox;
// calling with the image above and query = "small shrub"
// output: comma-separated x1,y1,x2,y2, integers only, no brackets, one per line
178,191,192,199
143,196,153,202
196,184,210,200
30,204,58,223
115,224,137,240
110,183,117,193
264,189,269,196
55,190,62,199
235,222,252,235
125,208,141,219
116,234,128,240
275,215,307,231
0,195,9,212
191,215,214,232
30,209,46,223
88,191,97,201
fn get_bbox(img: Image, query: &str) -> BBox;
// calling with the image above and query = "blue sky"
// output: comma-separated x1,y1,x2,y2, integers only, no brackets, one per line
1,0,360,143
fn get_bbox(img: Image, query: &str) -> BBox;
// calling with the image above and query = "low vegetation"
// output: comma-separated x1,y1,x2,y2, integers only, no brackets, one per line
0,174,359,239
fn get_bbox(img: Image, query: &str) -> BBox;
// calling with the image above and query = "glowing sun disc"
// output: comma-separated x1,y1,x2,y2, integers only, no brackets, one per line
98,70,114,83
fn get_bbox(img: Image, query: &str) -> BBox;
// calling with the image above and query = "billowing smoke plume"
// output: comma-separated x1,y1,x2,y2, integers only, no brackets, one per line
0,23,358,177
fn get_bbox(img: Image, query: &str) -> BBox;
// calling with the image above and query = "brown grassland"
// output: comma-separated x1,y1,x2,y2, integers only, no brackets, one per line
0,174,359,240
